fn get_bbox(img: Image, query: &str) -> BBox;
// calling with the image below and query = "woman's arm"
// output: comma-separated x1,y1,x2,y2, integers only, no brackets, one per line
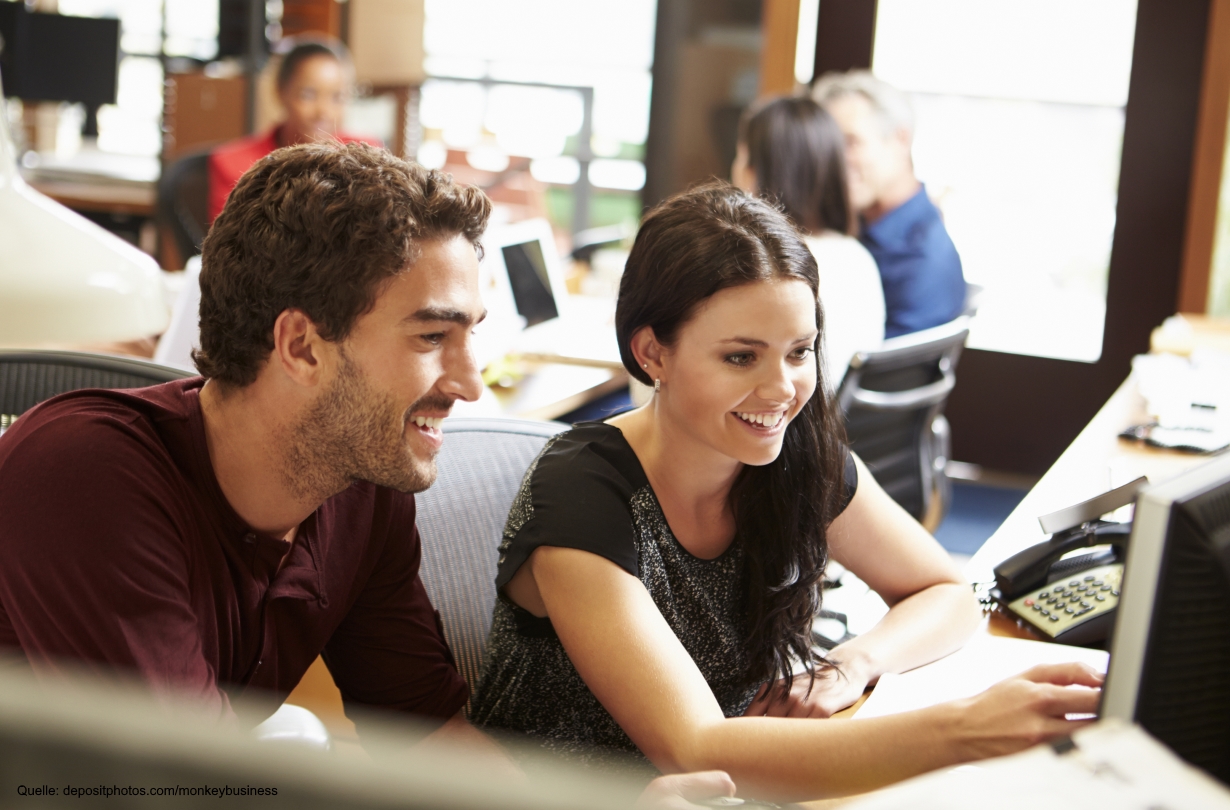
807,453,981,711
529,544,1100,801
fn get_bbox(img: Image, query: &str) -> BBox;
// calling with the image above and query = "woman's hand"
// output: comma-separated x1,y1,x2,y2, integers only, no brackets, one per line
743,659,871,719
947,662,1104,761
636,771,737,809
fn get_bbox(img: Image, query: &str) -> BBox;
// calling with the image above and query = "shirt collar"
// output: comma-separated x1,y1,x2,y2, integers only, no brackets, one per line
861,184,932,246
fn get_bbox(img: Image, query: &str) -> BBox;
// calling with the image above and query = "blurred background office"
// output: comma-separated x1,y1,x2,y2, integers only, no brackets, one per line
3,0,1230,534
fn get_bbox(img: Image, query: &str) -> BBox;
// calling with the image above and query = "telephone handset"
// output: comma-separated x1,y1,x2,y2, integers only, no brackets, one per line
991,477,1148,646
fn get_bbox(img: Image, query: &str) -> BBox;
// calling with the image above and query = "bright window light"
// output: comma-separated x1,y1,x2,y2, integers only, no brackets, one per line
530,156,581,186
874,0,1138,363
466,145,510,173
589,159,645,191
417,140,448,170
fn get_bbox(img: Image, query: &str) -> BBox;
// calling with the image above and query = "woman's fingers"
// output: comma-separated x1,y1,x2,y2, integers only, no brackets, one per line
1034,682,1102,717
636,771,737,809
1015,661,1105,688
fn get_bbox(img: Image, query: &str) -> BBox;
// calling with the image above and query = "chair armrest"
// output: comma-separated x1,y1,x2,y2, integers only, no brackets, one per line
845,374,955,411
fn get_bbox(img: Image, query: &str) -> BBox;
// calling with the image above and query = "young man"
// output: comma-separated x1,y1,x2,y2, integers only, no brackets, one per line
813,71,967,338
0,143,730,808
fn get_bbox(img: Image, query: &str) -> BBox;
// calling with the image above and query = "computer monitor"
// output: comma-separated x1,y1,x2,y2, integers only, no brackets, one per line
1102,452,1230,785
479,218,570,329
0,4,119,132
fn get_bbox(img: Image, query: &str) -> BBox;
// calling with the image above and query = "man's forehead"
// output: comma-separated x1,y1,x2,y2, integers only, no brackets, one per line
372,245,483,320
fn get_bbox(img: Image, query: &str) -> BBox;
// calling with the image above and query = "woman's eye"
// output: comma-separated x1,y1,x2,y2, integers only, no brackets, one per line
725,353,754,366
790,347,815,361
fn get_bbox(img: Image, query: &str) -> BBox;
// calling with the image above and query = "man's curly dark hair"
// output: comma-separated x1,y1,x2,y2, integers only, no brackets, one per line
195,142,491,388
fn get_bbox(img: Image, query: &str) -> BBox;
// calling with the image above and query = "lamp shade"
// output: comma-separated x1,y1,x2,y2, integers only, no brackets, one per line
0,92,168,344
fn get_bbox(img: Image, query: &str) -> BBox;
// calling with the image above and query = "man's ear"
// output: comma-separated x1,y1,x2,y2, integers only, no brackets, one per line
271,309,331,388
892,127,914,161
630,326,667,380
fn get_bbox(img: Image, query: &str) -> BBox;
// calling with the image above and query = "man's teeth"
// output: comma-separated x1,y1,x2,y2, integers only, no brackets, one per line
736,411,783,428
413,416,444,429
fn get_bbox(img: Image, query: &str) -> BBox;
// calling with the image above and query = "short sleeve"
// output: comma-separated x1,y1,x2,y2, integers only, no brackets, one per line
494,425,646,591
837,447,859,517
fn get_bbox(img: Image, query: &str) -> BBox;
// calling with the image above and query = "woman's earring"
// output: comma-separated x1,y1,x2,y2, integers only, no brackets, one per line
654,378,661,394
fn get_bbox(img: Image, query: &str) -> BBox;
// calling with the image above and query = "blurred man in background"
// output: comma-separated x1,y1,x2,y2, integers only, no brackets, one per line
814,71,966,338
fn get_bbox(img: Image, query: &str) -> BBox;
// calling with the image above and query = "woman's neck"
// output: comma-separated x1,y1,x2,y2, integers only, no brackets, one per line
609,405,742,559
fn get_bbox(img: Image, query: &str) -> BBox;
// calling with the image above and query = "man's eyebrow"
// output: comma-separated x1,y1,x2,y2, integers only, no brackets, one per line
403,307,487,326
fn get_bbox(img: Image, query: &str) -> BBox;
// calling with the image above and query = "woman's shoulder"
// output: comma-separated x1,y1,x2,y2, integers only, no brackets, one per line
530,422,648,493
806,231,878,267
497,422,646,586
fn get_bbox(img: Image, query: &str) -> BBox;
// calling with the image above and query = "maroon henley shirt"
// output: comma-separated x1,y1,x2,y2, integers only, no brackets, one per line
0,378,469,733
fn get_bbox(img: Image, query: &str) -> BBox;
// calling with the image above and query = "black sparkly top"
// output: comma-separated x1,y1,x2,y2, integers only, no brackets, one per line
469,422,856,769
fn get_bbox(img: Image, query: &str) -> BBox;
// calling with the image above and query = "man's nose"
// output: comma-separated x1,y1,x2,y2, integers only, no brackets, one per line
441,341,485,404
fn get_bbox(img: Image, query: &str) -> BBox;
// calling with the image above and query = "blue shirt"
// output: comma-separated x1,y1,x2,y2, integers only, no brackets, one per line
859,185,966,338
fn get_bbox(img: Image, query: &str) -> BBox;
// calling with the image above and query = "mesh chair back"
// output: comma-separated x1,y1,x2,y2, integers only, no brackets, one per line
157,150,212,260
0,350,193,432
414,418,568,706
837,318,969,521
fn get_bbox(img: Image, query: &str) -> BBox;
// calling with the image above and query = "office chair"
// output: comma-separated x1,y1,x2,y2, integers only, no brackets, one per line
156,149,212,261
0,350,192,433
837,317,970,530
963,282,985,318
414,417,568,704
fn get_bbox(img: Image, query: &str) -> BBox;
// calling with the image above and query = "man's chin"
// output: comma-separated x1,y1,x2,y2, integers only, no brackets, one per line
356,459,437,495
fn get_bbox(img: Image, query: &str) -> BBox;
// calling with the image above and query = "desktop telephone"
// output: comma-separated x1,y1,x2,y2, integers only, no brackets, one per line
990,477,1147,646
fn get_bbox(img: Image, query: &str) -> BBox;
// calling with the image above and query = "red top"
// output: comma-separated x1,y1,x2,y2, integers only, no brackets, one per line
208,127,378,222
0,378,468,731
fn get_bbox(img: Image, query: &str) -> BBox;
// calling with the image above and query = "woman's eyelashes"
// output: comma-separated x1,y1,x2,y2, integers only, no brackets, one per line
723,346,815,368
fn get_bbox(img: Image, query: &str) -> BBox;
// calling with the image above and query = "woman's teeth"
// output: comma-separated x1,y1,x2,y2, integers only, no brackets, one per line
412,416,444,429
736,411,783,428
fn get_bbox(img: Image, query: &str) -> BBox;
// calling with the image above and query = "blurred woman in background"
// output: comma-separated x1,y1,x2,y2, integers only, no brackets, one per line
208,38,376,221
732,96,884,385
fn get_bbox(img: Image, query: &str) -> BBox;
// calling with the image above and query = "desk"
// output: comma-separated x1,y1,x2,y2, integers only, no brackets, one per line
493,362,628,421
805,319,1230,806
966,315,1230,588
26,176,156,217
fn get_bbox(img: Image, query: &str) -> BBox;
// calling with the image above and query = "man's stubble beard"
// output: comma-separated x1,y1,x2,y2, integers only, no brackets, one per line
280,350,444,503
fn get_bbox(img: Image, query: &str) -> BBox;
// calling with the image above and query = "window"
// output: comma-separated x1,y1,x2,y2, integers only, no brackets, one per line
56,0,220,156
419,0,657,233
873,0,1138,362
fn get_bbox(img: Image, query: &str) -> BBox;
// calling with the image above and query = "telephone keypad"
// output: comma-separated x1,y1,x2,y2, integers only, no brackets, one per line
1006,563,1123,641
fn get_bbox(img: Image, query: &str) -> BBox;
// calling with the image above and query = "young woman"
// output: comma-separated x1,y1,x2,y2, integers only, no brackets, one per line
208,38,376,222
470,185,1101,801
732,95,885,385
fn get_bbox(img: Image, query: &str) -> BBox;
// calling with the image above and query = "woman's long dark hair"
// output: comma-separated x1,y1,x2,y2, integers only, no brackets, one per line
616,183,849,693
739,95,854,236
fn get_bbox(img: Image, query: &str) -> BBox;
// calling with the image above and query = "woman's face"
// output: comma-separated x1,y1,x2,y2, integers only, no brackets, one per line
730,142,757,194
279,54,347,145
656,278,819,468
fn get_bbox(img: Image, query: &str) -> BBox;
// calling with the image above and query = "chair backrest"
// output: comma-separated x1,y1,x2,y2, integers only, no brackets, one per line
414,417,568,706
156,150,212,260
962,282,985,318
837,317,970,521
0,350,193,433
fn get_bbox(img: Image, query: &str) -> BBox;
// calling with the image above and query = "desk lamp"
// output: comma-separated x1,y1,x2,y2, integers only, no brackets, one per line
0,79,167,344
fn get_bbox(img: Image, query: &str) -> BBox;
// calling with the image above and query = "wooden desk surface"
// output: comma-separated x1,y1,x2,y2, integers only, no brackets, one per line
963,374,1202,586
27,178,156,217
